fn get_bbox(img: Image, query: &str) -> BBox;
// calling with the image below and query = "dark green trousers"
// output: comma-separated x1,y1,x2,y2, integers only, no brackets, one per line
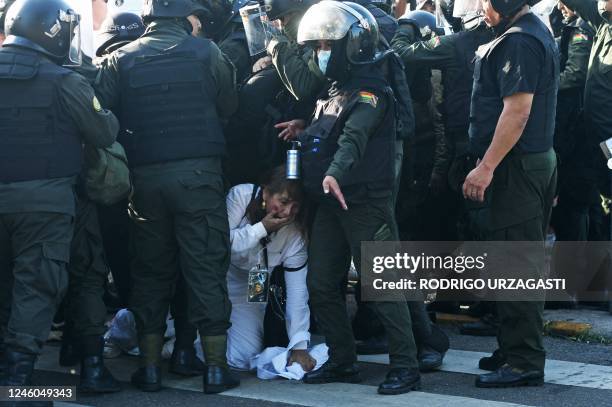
308,199,418,369
128,160,231,338
65,196,108,343
0,212,72,354
469,149,557,372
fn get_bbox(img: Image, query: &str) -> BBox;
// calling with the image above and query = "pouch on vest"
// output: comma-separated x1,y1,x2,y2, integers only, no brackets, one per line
83,142,132,206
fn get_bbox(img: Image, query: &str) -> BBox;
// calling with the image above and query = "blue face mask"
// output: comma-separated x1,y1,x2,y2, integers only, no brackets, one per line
317,50,332,75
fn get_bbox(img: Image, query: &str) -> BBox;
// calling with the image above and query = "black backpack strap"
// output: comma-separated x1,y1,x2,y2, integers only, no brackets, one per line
282,261,308,272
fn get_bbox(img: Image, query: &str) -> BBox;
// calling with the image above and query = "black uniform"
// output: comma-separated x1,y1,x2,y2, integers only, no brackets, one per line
469,12,558,376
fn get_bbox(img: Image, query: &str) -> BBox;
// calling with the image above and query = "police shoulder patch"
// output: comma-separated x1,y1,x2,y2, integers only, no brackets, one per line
358,91,378,108
93,96,102,112
572,33,589,44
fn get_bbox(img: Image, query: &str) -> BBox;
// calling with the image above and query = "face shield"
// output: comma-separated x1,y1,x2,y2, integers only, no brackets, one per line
453,0,483,29
59,8,82,66
240,3,273,56
297,1,362,44
66,0,94,61
435,0,453,33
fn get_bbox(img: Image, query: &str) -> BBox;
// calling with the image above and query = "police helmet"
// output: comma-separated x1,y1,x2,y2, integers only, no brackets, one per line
263,0,318,21
298,1,379,65
3,0,80,60
490,0,541,17
400,10,444,38
199,0,232,39
96,12,145,56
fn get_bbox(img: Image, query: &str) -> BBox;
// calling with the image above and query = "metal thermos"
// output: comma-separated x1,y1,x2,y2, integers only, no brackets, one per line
286,141,301,179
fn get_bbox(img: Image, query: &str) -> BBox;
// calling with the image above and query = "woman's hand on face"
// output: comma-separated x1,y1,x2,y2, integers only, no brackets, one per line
261,211,294,234
288,349,316,372
275,119,306,141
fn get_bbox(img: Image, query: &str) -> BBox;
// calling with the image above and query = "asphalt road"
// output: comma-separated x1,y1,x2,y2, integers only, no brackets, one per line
28,324,612,407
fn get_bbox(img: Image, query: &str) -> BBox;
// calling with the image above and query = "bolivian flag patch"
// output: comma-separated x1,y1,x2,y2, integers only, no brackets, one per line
358,91,378,108
572,33,589,43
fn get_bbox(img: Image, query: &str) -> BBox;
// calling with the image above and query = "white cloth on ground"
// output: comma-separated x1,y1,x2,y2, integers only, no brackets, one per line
250,332,329,380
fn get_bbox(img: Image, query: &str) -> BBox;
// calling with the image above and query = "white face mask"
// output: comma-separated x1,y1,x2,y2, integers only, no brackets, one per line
317,50,332,75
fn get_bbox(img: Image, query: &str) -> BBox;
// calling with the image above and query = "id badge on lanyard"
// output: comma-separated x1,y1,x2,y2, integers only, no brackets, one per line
247,239,270,303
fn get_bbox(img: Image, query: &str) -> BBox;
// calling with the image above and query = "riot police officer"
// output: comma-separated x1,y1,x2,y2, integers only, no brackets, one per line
96,11,146,57
95,0,239,394
0,0,118,393
282,1,421,395
459,0,558,388
217,0,253,83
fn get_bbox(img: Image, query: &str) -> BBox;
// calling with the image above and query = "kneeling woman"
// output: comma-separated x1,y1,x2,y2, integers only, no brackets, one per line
225,166,315,372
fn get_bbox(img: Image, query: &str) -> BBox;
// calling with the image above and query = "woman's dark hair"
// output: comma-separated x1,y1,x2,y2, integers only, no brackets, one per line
245,165,308,237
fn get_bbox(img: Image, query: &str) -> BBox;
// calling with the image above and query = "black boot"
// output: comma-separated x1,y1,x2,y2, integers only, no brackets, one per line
131,334,163,392
303,361,361,384
377,368,421,395
418,346,444,372
475,364,544,388
201,335,240,394
4,349,52,406
78,336,121,393
170,347,205,377
478,349,506,371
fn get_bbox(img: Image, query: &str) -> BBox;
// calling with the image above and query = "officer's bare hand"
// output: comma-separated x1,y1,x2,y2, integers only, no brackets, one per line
262,212,294,234
288,349,316,372
275,120,305,141
323,175,348,210
253,56,272,73
462,159,493,202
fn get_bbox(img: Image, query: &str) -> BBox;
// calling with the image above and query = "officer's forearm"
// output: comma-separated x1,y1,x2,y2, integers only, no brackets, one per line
561,0,604,27
559,43,590,91
480,93,533,171
270,40,325,101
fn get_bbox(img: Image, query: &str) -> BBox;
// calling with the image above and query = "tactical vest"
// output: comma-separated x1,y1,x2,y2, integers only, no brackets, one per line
116,36,225,167
468,13,559,158
443,26,493,134
0,48,82,183
299,83,396,202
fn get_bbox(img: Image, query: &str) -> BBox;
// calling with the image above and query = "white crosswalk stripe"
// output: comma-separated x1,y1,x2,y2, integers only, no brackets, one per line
358,349,612,390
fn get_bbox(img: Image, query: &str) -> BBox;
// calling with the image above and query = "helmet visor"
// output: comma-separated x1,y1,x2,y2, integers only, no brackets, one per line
64,9,82,66
435,0,452,29
297,1,357,44
452,0,483,18
240,3,272,56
